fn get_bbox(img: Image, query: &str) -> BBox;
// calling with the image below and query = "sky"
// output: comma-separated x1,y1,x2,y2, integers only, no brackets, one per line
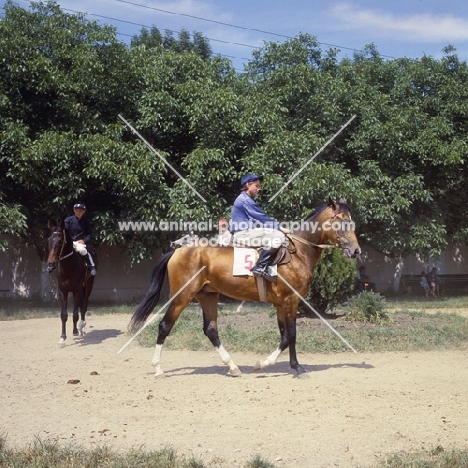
3,0,468,71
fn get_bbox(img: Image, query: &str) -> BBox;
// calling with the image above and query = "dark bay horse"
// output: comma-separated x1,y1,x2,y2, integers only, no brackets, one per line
129,198,361,378
47,223,96,346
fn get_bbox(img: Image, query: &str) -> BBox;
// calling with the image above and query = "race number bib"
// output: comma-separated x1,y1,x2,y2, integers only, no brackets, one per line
232,248,257,276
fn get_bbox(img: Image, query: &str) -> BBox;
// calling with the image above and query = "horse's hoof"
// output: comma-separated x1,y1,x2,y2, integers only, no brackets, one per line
154,372,166,379
73,331,79,336
58,338,66,348
297,371,309,380
228,367,242,377
253,361,263,372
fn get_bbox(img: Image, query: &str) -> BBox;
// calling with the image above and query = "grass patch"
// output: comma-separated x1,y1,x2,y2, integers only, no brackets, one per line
374,446,468,467
1,436,467,468
387,295,468,311
136,304,468,354
340,314,468,352
0,303,136,321
0,435,274,468
3,297,468,354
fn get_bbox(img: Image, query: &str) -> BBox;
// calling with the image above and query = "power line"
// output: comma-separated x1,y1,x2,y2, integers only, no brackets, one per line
1,0,396,61
78,10,257,49
63,8,253,65
114,0,291,39
113,0,373,55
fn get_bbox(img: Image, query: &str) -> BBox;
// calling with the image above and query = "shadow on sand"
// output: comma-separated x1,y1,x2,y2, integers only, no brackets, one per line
73,328,123,346
146,359,374,378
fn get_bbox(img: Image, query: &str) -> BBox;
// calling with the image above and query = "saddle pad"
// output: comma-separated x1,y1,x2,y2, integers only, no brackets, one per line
232,248,277,277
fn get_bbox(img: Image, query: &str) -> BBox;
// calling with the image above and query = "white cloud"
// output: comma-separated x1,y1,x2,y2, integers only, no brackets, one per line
330,3,468,42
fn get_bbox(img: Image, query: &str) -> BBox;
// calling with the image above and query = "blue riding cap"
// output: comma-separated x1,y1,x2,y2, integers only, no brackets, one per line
240,173,263,187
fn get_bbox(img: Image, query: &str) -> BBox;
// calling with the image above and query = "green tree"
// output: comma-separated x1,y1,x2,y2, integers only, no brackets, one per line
0,1,167,259
131,26,212,60
343,48,468,286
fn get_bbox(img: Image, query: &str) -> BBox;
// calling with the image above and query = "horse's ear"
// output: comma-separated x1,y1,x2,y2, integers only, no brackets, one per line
47,219,55,230
328,197,337,210
60,219,65,230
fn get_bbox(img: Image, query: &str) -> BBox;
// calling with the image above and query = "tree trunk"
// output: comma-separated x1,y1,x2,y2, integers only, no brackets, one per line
393,256,405,292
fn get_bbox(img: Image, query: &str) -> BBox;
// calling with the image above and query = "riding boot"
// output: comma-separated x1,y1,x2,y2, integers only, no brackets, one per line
85,253,97,276
250,248,278,283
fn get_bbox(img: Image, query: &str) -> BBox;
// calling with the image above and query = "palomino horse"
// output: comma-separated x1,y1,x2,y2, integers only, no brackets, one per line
47,222,97,346
129,198,361,378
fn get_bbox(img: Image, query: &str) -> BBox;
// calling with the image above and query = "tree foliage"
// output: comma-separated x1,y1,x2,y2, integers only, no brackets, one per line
2,0,468,277
131,26,212,60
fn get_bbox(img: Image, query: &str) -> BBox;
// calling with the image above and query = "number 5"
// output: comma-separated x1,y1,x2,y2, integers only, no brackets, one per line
244,254,254,270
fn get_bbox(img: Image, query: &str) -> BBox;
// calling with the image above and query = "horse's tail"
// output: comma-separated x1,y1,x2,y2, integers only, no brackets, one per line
129,250,175,331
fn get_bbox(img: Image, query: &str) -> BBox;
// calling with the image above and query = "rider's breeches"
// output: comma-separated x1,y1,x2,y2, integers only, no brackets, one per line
73,241,88,256
233,228,286,249
73,242,95,267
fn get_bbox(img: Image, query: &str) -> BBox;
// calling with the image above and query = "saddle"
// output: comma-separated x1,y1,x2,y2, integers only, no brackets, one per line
271,240,296,266
228,233,296,267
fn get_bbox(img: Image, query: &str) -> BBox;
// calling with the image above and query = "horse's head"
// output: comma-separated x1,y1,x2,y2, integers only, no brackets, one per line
46,224,66,273
170,231,199,249
322,197,361,259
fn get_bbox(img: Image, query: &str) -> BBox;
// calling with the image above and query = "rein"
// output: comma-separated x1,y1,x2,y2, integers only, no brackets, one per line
54,230,74,261
60,251,74,261
288,233,336,249
288,210,336,249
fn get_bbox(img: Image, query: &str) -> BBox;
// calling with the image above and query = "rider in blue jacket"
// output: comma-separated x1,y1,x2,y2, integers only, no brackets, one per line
231,174,290,282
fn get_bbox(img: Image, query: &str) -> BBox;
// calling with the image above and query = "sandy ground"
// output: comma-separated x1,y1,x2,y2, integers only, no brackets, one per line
1,313,468,468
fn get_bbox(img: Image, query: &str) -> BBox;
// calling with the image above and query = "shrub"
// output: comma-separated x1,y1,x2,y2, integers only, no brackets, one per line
345,291,391,323
301,247,356,314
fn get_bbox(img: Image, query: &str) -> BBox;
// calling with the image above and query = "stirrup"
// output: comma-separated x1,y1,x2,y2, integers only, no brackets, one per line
251,266,276,283
262,272,277,283
251,267,264,278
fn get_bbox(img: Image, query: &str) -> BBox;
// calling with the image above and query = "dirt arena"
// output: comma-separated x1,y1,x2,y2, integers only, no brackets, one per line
1,313,467,468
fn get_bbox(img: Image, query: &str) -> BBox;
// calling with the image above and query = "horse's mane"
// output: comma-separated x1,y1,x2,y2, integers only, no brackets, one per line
304,202,350,221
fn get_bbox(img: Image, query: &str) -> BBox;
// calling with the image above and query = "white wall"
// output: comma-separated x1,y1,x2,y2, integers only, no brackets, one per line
357,244,468,293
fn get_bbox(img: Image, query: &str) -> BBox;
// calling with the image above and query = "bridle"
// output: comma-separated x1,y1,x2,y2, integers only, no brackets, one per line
289,208,354,251
47,230,73,272
55,230,73,261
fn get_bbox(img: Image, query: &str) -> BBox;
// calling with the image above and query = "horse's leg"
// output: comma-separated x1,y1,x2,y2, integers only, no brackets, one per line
282,296,308,378
72,288,84,336
285,311,308,379
254,305,288,371
196,291,242,377
152,292,195,378
78,282,92,337
255,298,308,378
58,291,68,347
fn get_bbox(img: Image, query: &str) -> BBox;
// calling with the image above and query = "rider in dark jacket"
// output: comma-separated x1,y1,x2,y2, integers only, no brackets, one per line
64,202,97,275
64,213,92,244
